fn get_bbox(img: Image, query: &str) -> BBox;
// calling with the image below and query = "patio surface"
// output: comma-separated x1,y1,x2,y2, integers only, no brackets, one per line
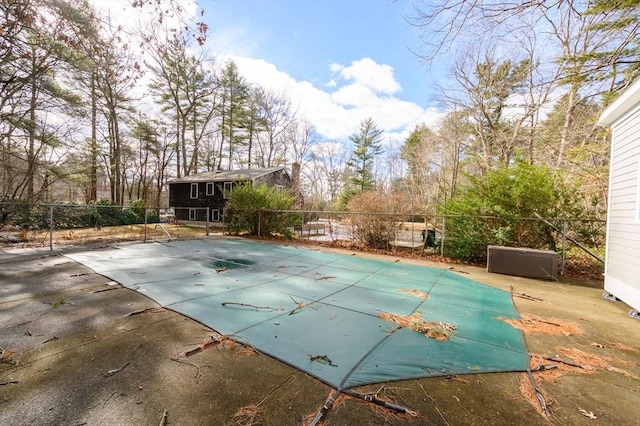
0,237,638,425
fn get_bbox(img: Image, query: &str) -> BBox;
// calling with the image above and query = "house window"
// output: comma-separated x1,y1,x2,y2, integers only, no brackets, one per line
206,182,214,196
211,209,220,222
189,208,196,221
223,182,233,199
190,183,198,199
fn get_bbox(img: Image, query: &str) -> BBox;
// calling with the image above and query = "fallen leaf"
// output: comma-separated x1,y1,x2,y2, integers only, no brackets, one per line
579,408,597,419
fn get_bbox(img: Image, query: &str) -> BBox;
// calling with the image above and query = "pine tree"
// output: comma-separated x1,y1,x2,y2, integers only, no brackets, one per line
217,60,250,170
348,118,384,192
338,118,384,209
149,40,216,177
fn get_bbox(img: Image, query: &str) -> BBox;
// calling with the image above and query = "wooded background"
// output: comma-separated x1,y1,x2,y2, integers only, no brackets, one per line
1,0,637,235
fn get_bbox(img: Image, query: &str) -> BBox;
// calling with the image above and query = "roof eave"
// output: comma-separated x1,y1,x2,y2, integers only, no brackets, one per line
598,78,640,126
167,166,287,184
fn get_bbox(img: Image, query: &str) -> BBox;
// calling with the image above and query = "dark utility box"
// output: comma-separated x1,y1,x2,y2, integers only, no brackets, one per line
487,245,557,280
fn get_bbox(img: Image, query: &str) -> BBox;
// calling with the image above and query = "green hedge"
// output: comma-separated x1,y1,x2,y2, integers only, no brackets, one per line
440,160,580,262
0,199,158,230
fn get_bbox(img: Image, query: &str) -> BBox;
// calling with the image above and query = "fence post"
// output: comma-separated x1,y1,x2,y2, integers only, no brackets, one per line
258,210,261,237
410,215,415,253
49,205,54,251
561,219,567,276
222,207,226,235
206,207,210,236
144,208,148,243
440,216,446,257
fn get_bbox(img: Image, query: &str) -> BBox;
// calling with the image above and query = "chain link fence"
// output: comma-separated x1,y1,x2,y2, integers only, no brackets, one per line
1,203,605,279
260,210,606,279
0,203,212,249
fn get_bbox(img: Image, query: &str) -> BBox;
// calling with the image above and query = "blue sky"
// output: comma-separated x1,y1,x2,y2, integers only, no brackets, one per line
206,0,430,103
93,0,447,143
202,0,446,142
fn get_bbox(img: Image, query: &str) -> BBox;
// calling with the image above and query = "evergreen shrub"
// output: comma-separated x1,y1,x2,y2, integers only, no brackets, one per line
224,183,298,237
440,160,579,262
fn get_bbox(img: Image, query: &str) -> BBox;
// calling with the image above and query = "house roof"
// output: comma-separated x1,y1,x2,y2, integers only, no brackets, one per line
167,166,287,184
598,77,640,126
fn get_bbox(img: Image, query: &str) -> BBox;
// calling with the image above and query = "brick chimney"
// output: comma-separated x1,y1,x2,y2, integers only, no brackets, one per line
291,162,303,208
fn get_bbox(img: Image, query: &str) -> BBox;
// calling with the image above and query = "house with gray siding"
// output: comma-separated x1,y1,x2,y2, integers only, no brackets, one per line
168,167,291,224
598,78,640,316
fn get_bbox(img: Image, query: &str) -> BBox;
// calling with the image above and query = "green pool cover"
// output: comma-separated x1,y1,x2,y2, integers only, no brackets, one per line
67,238,529,390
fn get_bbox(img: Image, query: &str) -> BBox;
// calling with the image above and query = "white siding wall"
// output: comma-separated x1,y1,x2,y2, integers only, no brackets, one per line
605,105,640,311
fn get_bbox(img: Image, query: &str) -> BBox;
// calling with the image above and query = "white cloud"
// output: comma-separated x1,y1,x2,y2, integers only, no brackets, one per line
89,0,202,112
88,1,446,146
333,58,401,95
332,84,380,108
310,141,347,157
90,0,200,39
502,88,564,122
209,25,264,58
220,55,443,142
383,106,447,145
329,63,344,73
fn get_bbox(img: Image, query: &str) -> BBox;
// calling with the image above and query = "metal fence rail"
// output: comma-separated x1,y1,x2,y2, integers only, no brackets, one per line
0,203,212,249
260,210,606,277
0,203,605,278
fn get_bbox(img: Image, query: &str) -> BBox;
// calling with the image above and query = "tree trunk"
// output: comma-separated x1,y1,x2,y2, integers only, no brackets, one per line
217,114,225,170
181,115,188,176
556,85,578,169
247,131,253,168
90,71,98,202
175,117,181,178
190,110,199,173
108,111,122,205
26,47,37,202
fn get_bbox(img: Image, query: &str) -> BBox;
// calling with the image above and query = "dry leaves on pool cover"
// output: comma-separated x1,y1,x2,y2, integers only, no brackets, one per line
378,312,456,340
397,289,428,299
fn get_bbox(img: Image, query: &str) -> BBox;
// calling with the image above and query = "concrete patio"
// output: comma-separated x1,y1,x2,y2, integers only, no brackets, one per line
1,238,638,425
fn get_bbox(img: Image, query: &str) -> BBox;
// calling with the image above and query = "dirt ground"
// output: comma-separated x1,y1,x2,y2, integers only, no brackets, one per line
1,238,638,425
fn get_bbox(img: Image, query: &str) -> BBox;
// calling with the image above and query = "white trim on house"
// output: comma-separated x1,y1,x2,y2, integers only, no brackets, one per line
605,274,640,314
599,79,640,126
636,158,640,224
190,183,198,199
211,208,220,222
223,182,232,199
206,182,214,196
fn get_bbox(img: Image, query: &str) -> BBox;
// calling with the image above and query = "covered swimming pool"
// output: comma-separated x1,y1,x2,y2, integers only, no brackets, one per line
67,238,528,406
